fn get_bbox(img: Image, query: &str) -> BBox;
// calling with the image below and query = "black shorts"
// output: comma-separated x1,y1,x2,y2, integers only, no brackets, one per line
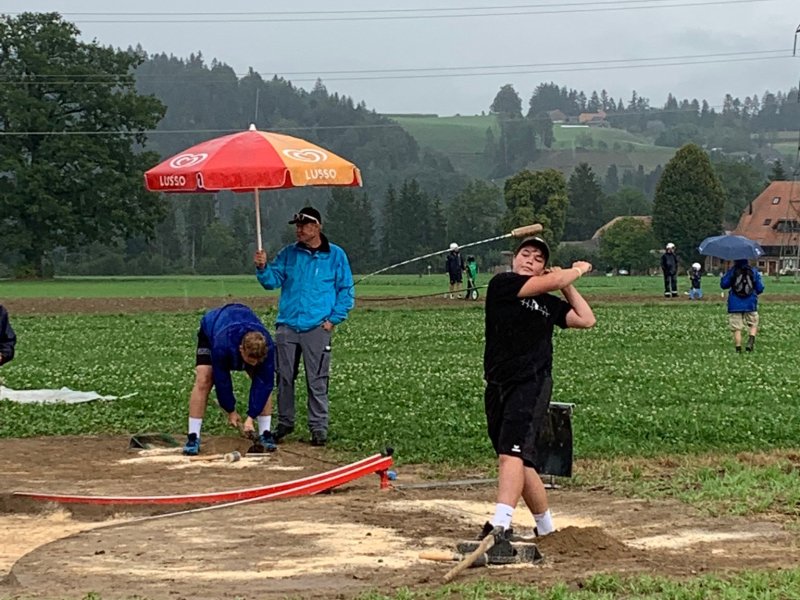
195,329,212,366
484,376,553,468
449,273,463,285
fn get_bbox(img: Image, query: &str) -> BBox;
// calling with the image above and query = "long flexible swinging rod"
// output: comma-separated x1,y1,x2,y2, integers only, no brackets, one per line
352,223,543,287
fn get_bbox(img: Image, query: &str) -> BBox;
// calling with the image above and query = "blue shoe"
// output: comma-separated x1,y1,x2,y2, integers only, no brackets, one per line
183,433,200,456
259,431,277,452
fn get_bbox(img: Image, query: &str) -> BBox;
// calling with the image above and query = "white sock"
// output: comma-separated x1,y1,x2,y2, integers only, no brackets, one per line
188,417,203,437
534,509,555,535
257,415,272,435
490,503,515,530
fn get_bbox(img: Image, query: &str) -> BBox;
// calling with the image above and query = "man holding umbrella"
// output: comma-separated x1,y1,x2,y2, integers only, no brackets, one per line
721,259,764,353
254,206,354,447
698,234,766,353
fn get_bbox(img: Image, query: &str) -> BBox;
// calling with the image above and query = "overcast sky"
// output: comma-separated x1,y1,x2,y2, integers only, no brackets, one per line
5,1,799,116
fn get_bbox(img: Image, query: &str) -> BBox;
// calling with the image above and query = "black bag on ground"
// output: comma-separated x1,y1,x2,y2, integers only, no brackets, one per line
732,265,755,298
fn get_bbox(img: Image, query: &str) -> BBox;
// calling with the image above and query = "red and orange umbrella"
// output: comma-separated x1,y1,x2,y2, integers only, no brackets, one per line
144,124,362,249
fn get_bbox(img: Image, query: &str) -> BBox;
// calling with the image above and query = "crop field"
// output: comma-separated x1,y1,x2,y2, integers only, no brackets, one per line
2,272,800,299
3,277,800,599
3,300,800,461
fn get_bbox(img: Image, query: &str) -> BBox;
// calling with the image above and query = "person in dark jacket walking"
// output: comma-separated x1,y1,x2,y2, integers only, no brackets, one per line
254,206,354,447
183,303,276,456
445,242,465,299
0,305,16,366
721,259,765,353
660,242,679,298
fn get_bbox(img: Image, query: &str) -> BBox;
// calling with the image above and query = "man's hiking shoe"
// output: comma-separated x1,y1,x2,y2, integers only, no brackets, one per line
311,430,327,447
182,433,200,456
273,424,294,443
259,431,278,452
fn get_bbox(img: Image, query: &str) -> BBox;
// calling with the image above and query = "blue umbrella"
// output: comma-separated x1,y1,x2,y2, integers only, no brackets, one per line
698,235,765,260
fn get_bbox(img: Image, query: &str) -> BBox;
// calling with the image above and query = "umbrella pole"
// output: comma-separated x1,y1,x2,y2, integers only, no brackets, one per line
254,189,263,251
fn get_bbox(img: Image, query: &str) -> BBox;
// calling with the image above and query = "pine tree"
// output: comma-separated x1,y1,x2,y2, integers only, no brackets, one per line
652,144,725,262
769,159,787,181
565,163,605,240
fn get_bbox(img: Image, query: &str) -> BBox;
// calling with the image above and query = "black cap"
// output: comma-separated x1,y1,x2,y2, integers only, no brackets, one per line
288,206,322,225
515,236,550,263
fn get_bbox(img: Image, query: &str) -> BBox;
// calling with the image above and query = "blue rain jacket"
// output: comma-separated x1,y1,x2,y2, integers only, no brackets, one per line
255,235,355,332
200,304,275,418
720,261,765,313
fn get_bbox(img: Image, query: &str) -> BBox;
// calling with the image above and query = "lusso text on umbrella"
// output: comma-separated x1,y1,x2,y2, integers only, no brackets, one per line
304,168,337,181
159,175,187,187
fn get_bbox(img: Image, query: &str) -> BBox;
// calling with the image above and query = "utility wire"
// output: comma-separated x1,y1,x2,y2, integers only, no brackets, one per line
3,49,788,81
7,0,772,17
17,0,775,23
0,53,790,86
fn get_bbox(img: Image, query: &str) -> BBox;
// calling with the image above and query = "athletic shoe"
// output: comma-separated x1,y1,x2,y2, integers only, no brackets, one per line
273,424,294,443
259,431,278,452
477,521,538,542
183,433,200,456
311,429,327,447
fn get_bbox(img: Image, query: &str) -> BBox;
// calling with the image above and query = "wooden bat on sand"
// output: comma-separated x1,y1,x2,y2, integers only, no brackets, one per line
442,532,496,582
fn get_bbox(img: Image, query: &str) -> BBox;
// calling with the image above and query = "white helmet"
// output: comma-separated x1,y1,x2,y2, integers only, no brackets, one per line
666,242,675,250
692,262,701,270
449,242,459,251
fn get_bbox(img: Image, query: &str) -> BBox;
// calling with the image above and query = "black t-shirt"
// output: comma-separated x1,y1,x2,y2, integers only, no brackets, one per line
484,272,571,385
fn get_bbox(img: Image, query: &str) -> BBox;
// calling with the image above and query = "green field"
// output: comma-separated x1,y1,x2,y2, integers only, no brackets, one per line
2,273,799,299
3,297,800,464
390,114,673,177
4,278,800,599
391,114,499,178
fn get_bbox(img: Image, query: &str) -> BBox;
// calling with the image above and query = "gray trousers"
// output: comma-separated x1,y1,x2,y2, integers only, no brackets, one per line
275,325,332,433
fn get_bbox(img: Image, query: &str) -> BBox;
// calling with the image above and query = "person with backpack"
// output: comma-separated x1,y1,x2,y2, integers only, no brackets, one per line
720,259,764,353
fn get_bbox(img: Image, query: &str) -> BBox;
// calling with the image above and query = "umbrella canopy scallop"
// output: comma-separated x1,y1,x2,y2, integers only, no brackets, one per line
698,234,765,261
144,126,362,193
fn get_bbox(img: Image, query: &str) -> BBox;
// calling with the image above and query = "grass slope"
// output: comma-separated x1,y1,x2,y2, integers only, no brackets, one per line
390,114,673,177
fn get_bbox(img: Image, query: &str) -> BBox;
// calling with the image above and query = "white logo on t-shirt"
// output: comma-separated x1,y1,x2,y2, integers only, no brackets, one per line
520,298,550,317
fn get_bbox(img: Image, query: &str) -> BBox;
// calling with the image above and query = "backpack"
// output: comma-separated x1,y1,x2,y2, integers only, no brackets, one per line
731,265,755,298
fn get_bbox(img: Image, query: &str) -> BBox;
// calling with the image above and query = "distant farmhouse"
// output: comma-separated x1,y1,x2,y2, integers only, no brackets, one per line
547,109,567,123
728,181,800,275
578,110,608,127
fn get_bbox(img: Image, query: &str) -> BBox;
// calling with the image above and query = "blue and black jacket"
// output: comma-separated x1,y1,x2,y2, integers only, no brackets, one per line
255,234,355,332
720,261,765,313
200,304,275,418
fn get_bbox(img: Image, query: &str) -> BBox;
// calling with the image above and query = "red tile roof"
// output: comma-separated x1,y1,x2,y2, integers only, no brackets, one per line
732,181,800,249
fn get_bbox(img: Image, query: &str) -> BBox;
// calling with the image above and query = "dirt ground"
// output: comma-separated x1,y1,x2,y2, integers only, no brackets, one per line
1,436,799,600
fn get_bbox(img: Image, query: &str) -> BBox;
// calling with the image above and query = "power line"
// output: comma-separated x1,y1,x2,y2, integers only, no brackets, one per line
2,49,788,81
0,53,791,86
2,0,765,16
12,0,775,23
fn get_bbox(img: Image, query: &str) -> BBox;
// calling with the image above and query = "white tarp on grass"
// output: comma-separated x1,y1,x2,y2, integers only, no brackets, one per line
0,386,137,404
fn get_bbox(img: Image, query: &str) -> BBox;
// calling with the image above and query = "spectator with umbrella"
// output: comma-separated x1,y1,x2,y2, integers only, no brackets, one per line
699,235,766,353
